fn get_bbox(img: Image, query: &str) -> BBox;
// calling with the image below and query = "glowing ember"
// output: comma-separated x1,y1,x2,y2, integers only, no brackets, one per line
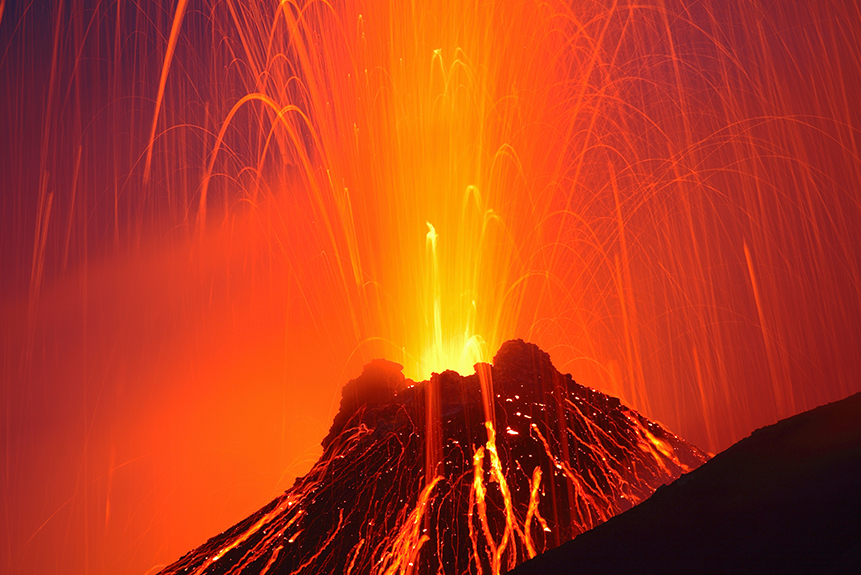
156,340,707,574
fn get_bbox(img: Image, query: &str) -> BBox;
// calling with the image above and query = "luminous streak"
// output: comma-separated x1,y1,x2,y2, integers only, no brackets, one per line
563,398,634,498
376,476,441,575
191,506,283,575
472,445,495,568
192,90,365,339
224,510,304,574
469,357,543,572
426,223,443,370
471,421,544,575
290,509,345,575
197,94,309,236
564,397,680,504
425,224,444,484
483,423,515,573
744,240,787,415
258,545,284,575
142,0,188,183
467,479,484,575
634,420,689,474
522,466,548,557
531,424,610,530
345,539,364,575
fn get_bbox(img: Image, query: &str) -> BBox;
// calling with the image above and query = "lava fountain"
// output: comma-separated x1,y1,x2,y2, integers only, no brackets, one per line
1,0,860,574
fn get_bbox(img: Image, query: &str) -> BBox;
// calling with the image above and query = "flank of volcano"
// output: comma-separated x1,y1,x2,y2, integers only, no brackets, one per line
158,340,706,575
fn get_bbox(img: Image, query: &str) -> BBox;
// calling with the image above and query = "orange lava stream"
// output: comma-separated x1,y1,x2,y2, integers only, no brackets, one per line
190,506,281,575
469,421,544,575
373,476,441,575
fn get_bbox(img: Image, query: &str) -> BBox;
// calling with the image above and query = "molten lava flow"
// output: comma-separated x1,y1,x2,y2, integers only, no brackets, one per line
470,421,537,575
374,476,441,575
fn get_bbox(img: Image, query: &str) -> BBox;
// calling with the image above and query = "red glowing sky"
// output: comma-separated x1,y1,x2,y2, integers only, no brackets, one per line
2,1,860,574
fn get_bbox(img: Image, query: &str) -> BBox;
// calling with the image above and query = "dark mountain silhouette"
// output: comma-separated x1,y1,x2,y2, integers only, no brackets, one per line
158,339,707,575
510,390,861,575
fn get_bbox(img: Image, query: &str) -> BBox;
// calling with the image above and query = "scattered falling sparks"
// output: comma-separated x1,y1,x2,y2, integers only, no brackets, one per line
2,0,860,574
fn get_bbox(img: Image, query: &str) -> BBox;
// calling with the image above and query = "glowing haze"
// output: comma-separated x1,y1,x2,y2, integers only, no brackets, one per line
1,0,860,574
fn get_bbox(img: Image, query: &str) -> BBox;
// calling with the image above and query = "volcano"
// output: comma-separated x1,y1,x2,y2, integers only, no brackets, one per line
158,340,707,574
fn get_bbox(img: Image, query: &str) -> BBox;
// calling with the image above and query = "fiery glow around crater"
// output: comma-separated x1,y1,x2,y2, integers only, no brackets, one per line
191,0,599,381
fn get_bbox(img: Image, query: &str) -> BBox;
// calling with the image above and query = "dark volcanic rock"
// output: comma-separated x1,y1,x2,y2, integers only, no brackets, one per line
158,339,707,575
510,391,861,575
322,358,406,449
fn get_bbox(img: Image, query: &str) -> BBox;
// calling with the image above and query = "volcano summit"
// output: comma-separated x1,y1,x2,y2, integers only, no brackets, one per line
159,340,707,574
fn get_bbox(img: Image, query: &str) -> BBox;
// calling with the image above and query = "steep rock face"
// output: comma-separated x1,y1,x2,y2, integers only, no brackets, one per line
159,340,707,575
